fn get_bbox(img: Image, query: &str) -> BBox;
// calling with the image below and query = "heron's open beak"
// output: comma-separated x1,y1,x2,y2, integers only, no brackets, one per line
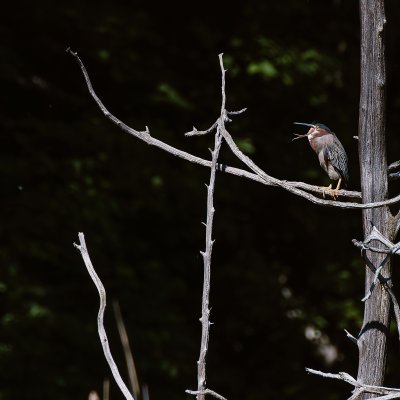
292,122,315,141
292,133,309,141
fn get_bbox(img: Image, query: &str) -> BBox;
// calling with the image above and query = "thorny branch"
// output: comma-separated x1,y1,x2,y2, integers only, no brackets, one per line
74,233,135,400
66,48,400,210
185,54,226,400
306,368,400,400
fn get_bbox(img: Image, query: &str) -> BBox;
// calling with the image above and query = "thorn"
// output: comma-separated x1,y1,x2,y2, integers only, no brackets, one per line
66,47,76,55
201,222,206,227
344,329,358,344
200,251,205,256
361,293,370,302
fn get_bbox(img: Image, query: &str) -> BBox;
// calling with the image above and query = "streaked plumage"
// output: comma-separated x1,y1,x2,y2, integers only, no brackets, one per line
293,122,349,198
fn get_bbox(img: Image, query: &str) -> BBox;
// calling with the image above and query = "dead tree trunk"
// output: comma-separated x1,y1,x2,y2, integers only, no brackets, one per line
357,0,394,393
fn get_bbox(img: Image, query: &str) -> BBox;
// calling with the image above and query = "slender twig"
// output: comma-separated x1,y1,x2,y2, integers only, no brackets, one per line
66,47,400,210
306,368,400,399
194,132,222,400
113,300,141,400
186,54,226,400
388,160,400,172
74,233,135,400
344,329,358,345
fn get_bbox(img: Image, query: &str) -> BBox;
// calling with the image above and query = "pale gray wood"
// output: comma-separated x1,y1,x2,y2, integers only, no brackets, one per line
358,0,394,396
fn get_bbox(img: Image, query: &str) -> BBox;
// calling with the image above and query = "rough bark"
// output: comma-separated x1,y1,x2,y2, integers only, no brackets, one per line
357,0,394,395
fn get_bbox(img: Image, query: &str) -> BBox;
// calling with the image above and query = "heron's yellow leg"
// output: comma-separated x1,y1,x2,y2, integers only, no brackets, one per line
322,178,342,200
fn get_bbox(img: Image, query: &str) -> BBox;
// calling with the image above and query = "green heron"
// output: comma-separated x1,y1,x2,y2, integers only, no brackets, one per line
293,122,349,199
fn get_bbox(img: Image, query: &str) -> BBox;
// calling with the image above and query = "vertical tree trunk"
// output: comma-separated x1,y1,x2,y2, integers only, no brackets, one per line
357,0,394,394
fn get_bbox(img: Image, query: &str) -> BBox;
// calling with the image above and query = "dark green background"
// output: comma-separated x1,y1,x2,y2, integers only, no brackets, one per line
2,1,400,399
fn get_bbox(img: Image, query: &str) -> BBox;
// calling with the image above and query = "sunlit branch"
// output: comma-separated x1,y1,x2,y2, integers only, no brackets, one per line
186,53,227,400
67,47,400,210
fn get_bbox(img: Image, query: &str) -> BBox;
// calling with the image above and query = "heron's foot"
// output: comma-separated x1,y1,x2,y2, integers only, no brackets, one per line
321,184,339,200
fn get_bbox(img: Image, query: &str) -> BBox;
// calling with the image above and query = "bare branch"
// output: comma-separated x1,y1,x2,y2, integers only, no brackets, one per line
66,48,400,210
306,368,400,399
389,172,400,181
192,133,221,400
74,233,135,400
185,122,218,137
187,54,227,400
227,108,247,116
344,329,358,345
388,160,400,172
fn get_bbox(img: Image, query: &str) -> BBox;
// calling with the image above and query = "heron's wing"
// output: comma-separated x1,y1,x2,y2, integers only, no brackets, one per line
324,138,349,185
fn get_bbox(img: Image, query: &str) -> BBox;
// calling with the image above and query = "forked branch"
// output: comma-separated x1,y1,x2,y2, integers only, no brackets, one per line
66,48,400,210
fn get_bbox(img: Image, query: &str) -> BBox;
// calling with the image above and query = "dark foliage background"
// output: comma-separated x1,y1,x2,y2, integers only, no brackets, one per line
1,1,400,399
